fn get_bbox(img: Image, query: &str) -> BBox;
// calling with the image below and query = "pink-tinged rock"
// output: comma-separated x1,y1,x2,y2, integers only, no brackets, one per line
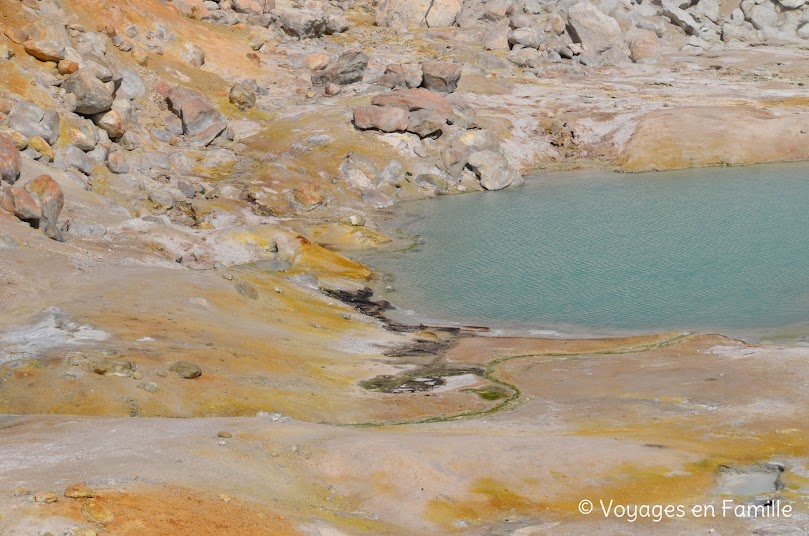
1,185,40,226
233,0,263,14
186,44,205,67
371,88,453,114
25,175,64,227
93,99,133,139
625,28,660,64
290,181,325,211
171,0,209,19
188,121,227,146
304,53,330,71
0,133,22,185
353,105,410,132
166,86,225,136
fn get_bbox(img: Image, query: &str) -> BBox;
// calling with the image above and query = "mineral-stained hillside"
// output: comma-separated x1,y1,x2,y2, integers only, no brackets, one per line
2,0,809,534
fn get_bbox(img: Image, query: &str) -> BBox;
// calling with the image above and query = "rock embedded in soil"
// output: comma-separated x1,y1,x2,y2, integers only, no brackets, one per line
229,82,257,110
169,360,203,379
138,381,160,392
33,491,59,503
65,482,96,499
81,498,115,525
90,358,134,377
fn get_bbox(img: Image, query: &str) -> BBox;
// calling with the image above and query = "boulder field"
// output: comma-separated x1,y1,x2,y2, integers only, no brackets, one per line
2,0,809,534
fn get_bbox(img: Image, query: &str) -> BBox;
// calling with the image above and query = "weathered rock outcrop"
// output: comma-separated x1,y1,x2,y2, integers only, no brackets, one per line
621,107,809,171
375,0,462,28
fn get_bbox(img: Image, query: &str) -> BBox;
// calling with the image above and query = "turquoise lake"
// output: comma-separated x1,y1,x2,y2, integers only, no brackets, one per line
360,162,809,338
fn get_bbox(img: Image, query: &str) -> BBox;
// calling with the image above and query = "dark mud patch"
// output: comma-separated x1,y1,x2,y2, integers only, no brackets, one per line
360,364,485,394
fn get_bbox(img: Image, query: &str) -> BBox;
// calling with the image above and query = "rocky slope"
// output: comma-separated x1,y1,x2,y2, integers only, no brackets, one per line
3,0,809,534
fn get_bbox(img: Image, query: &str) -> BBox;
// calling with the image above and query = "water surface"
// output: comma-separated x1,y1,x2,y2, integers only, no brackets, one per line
360,163,809,338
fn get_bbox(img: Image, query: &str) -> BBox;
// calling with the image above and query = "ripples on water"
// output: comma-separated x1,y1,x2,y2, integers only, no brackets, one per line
359,163,809,338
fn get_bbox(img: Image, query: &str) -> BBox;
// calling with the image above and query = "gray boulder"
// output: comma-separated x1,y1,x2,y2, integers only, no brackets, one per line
119,68,145,100
407,109,446,138
166,86,226,136
107,150,129,174
63,144,94,175
510,27,543,48
312,50,368,86
375,0,462,28
8,101,60,144
421,62,462,93
63,69,115,115
466,149,519,190
567,2,628,54
276,9,349,38
749,4,778,31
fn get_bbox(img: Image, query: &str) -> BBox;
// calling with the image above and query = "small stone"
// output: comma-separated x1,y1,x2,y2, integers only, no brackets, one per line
186,44,205,67
81,498,114,525
228,82,256,110
324,83,341,96
304,53,330,70
132,371,143,380
148,190,174,209
138,381,160,392
90,358,133,376
218,431,233,438
132,49,148,65
33,492,59,503
107,150,129,174
65,482,96,499
58,59,80,75
169,360,202,379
